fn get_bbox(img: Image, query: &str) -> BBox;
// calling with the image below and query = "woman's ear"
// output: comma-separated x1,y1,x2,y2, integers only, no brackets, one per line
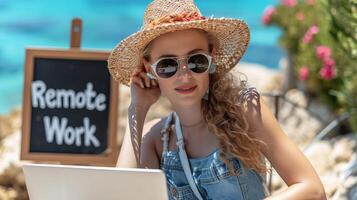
142,58,157,80
211,46,217,56
142,57,151,73
209,47,217,74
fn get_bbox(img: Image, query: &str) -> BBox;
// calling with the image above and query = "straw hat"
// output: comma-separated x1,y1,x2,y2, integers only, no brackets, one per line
108,0,250,86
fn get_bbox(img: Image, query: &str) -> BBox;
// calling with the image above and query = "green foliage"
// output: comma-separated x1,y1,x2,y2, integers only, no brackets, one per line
264,0,357,132
328,0,357,131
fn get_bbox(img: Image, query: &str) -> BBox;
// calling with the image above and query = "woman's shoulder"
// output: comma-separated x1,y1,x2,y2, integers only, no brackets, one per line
142,115,170,156
143,117,165,141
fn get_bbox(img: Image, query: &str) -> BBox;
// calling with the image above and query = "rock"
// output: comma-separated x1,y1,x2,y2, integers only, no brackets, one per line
334,162,350,175
274,89,326,148
0,132,21,174
341,153,357,180
0,108,21,142
285,89,308,107
332,176,357,200
0,164,28,200
233,62,283,93
304,135,357,198
331,136,356,163
0,186,18,200
308,99,336,124
262,74,284,94
321,173,339,197
0,108,28,199
347,180,357,200
304,141,334,176
268,134,357,199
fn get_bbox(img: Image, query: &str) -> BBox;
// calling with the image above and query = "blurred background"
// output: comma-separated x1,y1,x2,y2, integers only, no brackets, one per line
0,0,356,199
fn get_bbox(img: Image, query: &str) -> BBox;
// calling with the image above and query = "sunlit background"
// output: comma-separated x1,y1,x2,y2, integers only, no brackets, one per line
0,0,282,114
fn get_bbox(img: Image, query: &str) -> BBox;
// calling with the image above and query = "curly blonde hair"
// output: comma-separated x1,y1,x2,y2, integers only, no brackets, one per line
202,72,268,174
142,12,267,174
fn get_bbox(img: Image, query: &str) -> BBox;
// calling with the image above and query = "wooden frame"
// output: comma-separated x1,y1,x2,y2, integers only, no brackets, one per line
20,47,119,166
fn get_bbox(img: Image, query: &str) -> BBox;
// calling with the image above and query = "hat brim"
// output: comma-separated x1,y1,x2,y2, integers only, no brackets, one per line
108,18,250,86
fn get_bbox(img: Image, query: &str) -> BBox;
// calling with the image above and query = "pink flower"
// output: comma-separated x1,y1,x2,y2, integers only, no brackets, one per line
262,6,276,25
315,45,336,80
303,25,319,44
299,66,309,81
296,12,305,21
320,65,336,80
303,34,313,44
309,26,320,34
282,0,297,7
323,57,336,67
316,45,332,60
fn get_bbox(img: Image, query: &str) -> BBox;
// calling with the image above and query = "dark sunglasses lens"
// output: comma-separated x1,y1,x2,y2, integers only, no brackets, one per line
156,58,178,78
187,54,210,73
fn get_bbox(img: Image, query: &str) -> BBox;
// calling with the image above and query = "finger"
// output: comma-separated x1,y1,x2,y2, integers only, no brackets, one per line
131,76,144,88
130,78,142,89
131,70,146,89
132,67,143,76
139,72,151,88
151,79,157,87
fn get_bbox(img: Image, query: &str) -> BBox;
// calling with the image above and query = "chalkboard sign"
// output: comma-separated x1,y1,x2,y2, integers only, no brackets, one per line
21,48,119,166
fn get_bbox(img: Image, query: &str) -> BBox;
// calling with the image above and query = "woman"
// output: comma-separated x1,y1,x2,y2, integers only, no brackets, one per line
108,0,326,199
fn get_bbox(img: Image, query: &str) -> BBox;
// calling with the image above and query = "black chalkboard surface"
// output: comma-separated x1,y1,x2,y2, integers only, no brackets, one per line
21,48,119,166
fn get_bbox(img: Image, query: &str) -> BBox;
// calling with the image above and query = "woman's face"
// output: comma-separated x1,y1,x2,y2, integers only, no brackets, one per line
143,29,211,107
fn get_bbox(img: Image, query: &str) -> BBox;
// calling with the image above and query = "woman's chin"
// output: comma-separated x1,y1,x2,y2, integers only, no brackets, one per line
170,96,204,108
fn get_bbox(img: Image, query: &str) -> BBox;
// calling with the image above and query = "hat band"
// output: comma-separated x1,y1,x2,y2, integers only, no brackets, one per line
145,12,206,29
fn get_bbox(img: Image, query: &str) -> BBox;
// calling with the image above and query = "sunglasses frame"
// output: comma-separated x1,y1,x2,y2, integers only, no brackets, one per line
149,53,213,79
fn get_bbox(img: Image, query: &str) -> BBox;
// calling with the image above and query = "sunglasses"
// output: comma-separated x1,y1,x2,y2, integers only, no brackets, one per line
150,53,213,78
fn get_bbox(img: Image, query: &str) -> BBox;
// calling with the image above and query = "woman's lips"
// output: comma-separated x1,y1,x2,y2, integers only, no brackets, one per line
174,85,197,94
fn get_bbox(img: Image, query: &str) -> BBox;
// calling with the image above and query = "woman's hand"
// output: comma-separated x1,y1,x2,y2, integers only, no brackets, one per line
130,68,161,108
118,68,161,168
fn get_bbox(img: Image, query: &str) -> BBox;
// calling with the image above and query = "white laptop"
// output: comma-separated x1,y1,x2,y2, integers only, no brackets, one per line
23,163,169,200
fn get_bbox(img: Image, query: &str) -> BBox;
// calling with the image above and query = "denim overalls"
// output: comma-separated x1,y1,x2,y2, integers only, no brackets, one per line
160,115,268,200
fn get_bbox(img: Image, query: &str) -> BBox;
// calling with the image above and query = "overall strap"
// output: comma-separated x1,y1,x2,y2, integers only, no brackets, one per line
174,112,204,200
161,112,173,159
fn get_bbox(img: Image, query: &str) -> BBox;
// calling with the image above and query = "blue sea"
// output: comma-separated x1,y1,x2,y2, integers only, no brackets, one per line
0,0,282,115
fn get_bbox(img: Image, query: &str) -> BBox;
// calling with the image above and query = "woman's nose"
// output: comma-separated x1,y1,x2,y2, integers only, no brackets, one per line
177,59,192,78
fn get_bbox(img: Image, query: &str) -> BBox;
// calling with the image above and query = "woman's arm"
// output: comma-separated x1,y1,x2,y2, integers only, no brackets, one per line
245,94,326,200
116,103,150,168
116,102,161,169
116,68,161,168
